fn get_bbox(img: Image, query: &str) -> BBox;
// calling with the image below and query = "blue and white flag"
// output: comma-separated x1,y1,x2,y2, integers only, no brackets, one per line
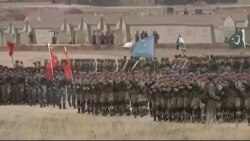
131,36,155,58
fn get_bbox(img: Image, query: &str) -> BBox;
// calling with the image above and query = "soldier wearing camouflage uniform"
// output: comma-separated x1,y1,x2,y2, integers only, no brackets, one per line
205,75,220,124
26,69,37,106
34,68,47,108
55,70,67,109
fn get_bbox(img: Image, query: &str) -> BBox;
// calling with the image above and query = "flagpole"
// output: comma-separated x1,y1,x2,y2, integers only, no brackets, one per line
122,60,128,71
64,46,73,82
132,60,139,71
48,43,54,79
11,56,15,67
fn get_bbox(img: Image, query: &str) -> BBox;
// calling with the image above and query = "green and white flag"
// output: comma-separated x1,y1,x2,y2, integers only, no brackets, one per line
229,29,245,49
176,34,186,50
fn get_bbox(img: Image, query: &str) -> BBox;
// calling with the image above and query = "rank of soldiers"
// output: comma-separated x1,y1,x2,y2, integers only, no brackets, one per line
1,54,250,125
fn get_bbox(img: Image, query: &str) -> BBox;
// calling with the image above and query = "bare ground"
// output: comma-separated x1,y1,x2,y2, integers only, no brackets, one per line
0,48,250,140
0,48,250,66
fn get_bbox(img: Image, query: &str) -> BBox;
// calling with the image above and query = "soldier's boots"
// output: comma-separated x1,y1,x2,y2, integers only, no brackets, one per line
68,101,72,107
72,100,76,109
149,102,153,117
216,111,223,123
236,109,243,122
94,107,100,116
162,109,168,121
138,102,148,117
109,105,116,116
91,104,95,114
87,104,94,114
101,104,108,116
117,103,126,116
229,112,235,122
168,111,174,121
248,117,250,126
183,110,190,122
81,102,86,113
125,101,131,116
191,109,199,123
157,111,162,121
133,108,138,118
246,110,250,126
86,102,91,113
63,102,66,109
153,110,157,121
81,107,85,113
59,104,62,109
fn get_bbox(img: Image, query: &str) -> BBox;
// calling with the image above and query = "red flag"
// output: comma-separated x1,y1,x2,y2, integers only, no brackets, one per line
46,64,53,80
50,48,58,69
63,47,73,80
7,41,14,56
46,47,58,80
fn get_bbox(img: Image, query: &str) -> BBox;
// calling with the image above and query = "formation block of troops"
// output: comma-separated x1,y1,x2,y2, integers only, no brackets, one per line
1,54,250,125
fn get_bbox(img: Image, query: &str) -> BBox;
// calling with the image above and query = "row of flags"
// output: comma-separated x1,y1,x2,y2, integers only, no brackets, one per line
123,29,247,59
6,41,73,81
4,30,246,78
123,34,186,58
45,45,73,81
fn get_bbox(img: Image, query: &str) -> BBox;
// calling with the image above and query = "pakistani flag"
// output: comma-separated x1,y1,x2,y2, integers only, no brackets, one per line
176,34,186,50
229,29,245,49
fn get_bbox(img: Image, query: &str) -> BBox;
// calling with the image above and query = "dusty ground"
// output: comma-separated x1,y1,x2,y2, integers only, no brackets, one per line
0,48,250,140
0,47,249,66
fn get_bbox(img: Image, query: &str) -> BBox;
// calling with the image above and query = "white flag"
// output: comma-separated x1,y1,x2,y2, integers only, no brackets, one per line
123,41,133,48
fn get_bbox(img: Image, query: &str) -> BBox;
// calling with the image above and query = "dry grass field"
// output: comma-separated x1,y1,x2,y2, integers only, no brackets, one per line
1,48,250,140
0,105,250,140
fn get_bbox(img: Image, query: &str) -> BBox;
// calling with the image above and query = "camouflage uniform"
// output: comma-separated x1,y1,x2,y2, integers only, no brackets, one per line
93,80,102,115
85,80,94,114
26,75,37,106
107,80,114,116
39,80,47,107
170,84,178,121
205,79,220,124
244,81,250,125
2,71,12,104
17,72,25,104
55,72,67,109
190,80,202,122
129,80,139,117
67,83,73,107
11,73,19,104
176,84,184,121
137,81,148,117
100,80,111,116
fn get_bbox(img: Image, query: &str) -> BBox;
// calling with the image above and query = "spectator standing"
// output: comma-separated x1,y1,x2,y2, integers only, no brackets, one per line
135,31,140,42
141,31,145,40
92,32,96,45
110,32,114,45
153,31,160,44
100,32,105,45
